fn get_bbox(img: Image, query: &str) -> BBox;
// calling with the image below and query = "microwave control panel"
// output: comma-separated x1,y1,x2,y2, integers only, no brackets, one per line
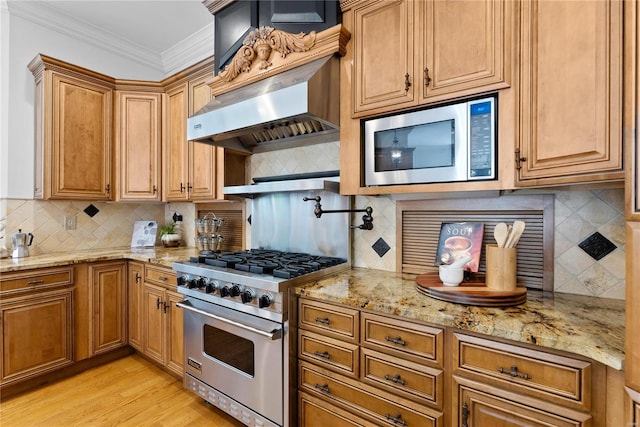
468,99,496,180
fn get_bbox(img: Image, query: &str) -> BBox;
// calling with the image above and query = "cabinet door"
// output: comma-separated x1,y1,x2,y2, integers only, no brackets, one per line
90,262,126,354
352,0,416,116
163,83,190,201
50,72,112,199
456,379,591,427
127,261,144,352
165,290,184,377
0,290,73,384
518,0,623,185
142,283,165,365
627,223,640,392
420,0,509,102
188,73,217,201
114,91,161,201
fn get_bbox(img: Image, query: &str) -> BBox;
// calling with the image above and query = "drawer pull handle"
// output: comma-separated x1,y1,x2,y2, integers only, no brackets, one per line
313,351,331,360
385,413,407,426
314,383,330,393
498,365,531,380
461,402,469,427
158,276,168,282
384,374,407,386
314,317,331,325
27,280,45,285
385,336,407,346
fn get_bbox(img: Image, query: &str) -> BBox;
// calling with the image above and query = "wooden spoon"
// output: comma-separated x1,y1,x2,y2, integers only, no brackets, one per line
505,220,526,248
494,222,509,248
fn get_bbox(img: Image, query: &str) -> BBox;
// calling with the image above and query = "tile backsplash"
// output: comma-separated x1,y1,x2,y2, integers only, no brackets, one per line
1,142,626,300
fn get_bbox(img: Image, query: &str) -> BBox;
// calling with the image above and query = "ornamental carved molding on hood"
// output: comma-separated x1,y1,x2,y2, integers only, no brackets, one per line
219,26,317,82
209,24,350,96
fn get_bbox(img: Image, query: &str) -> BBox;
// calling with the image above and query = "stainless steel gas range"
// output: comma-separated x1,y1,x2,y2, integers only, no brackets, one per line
173,175,350,427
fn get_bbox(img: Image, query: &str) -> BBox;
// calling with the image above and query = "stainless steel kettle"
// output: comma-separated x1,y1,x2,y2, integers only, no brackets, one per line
11,229,34,258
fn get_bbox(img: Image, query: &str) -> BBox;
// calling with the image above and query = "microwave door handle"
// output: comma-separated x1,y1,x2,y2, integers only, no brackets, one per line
176,301,282,341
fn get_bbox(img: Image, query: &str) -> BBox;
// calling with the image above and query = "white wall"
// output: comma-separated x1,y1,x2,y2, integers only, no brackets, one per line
1,9,167,200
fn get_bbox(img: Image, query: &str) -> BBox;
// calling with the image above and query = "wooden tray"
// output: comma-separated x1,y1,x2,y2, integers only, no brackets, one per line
415,273,527,307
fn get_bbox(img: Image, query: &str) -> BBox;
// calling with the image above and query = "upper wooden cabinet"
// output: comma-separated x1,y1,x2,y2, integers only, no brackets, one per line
29,55,114,200
516,0,624,186
113,88,162,201
163,62,218,202
348,0,511,118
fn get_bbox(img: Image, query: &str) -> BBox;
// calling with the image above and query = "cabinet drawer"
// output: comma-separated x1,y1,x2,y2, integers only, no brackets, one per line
0,267,73,294
299,330,359,378
300,361,442,427
361,312,443,366
454,333,592,409
299,298,359,343
361,348,443,409
299,391,378,427
144,265,177,288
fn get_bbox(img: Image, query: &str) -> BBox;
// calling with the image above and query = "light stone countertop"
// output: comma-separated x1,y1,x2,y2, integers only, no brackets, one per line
296,268,625,371
0,246,199,273
1,249,624,370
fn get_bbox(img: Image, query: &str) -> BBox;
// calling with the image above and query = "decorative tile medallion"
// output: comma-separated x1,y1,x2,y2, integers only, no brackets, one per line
372,237,391,258
578,232,617,261
83,204,100,217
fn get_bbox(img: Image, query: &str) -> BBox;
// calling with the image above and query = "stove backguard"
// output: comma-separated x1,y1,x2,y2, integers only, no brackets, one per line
249,188,351,261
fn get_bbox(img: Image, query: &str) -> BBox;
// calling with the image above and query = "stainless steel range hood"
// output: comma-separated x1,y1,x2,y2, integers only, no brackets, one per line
187,55,340,154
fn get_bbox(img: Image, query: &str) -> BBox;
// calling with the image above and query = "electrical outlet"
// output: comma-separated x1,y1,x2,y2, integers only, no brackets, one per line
64,215,77,230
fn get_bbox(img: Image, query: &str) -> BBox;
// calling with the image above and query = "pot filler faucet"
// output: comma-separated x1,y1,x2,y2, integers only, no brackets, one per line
303,196,374,230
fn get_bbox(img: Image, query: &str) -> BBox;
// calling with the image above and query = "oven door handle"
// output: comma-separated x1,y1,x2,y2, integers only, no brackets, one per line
176,301,282,340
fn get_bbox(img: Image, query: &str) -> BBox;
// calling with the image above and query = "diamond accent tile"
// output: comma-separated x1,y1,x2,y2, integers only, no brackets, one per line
84,204,100,217
372,237,390,258
578,232,617,261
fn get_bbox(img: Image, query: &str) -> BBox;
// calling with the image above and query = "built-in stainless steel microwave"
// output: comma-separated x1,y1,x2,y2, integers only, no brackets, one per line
364,96,497,186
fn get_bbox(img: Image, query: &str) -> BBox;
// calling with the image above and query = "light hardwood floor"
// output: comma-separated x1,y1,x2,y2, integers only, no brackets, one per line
0,354,245,427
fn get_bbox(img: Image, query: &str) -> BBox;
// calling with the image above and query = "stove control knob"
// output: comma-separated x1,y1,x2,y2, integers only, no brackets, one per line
187,279,198,289
241,289,255,304
220,286,231,298
177,276,186,287
230,285,241,297
196,278,206,289
259,294,273,308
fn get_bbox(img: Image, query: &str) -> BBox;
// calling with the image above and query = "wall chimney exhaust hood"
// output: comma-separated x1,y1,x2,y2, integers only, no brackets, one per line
187,55,339,154
186,24,350,154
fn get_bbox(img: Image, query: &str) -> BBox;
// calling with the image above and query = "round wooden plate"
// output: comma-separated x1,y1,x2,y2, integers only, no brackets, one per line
415,273,527,307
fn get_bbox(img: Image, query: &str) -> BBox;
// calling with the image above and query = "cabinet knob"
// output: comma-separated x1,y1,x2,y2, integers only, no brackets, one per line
424,67,432,87
404,73,411,92
135,272,141,283
462,402,469,427
180,182,185,193
152,185,157,194
515,148,527,170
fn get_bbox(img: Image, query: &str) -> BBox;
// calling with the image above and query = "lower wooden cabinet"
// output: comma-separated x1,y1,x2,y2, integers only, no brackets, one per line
0,266,74,387
296,296,617,427
89,262,127,355
0,288,73,385
454,376,591,427
127,261,144,351
141,265,183,377
297,297,444,426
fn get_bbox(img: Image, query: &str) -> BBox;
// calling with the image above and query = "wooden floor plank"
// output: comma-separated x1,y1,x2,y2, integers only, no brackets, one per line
0,354,245,427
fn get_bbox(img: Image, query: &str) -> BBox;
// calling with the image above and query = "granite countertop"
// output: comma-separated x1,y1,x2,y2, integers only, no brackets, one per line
0,246,199,273
2,250,624,371
296,268,625,371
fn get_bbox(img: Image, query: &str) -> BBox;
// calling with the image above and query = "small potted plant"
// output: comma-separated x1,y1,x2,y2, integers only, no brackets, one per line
159,223,181,248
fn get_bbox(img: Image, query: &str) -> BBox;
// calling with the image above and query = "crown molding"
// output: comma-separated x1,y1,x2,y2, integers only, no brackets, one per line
162,22,214,78
8,1,213,78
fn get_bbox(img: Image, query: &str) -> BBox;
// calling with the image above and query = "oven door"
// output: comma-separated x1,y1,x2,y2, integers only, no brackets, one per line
178,298,284,425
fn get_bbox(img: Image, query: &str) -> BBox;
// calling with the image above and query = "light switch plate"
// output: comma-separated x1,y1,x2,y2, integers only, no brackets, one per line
64,215,77,230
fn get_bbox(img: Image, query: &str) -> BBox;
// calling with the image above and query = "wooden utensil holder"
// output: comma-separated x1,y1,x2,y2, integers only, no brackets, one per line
485,244,517,291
